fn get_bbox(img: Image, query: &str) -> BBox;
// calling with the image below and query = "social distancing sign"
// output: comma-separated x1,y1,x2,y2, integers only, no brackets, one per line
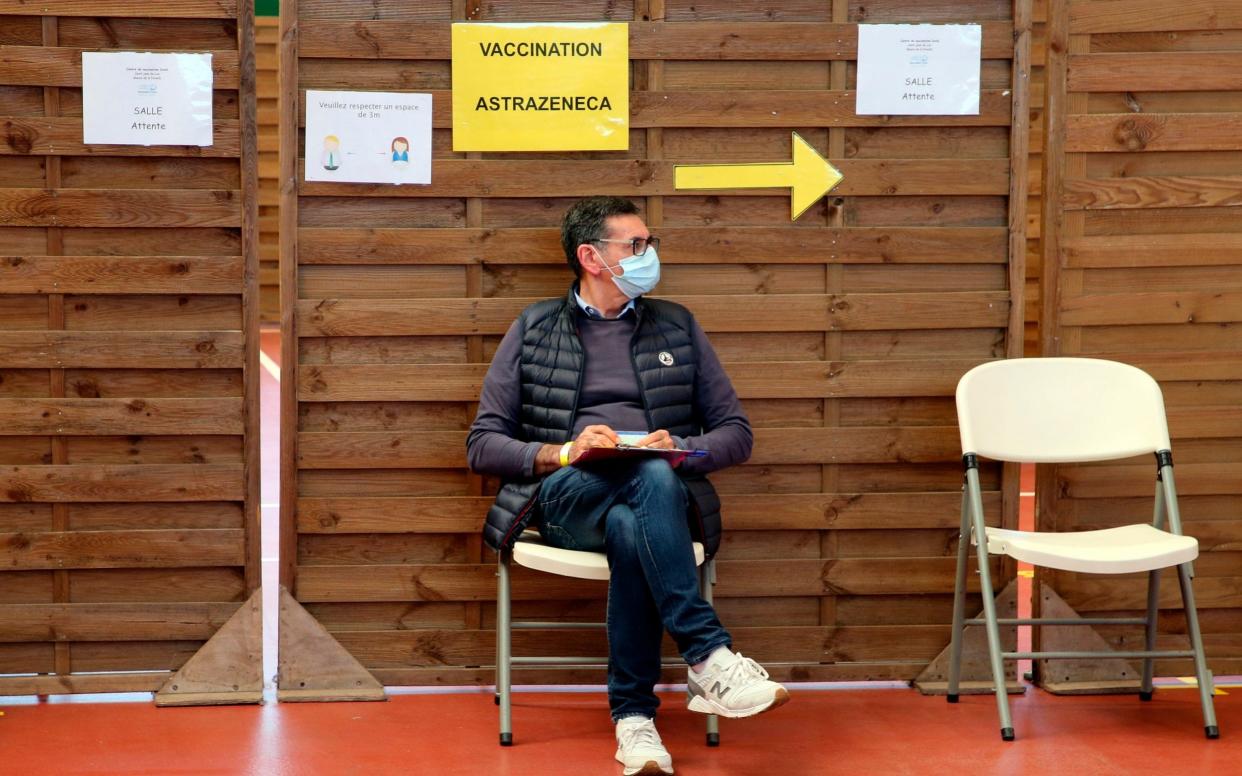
451,22,629,151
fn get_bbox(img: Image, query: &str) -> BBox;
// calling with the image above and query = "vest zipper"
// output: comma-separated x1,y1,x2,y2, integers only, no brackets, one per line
629,306,709,545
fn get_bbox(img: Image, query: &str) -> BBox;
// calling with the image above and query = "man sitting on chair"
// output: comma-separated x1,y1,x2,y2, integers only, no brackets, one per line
467,196,789,776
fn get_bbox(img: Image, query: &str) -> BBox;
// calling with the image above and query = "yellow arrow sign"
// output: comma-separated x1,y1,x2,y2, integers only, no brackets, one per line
673,132,844,221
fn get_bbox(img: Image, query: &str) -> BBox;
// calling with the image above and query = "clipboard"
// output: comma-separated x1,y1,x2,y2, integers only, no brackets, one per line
571,445,709,468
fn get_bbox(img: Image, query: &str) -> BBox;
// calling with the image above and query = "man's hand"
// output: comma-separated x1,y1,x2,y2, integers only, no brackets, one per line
570,425,619,462
635,429,684,467
634,429,676,450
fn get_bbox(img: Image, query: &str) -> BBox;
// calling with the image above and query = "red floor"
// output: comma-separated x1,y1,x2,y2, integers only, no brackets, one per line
0,687,1237,774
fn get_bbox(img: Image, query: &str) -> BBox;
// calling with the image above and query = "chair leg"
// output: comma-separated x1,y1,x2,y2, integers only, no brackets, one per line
497,550,513,746
946,486,971,704
700,558,720,747
965,467,1013,742
1140,568,1159,701
1176,562,1219,739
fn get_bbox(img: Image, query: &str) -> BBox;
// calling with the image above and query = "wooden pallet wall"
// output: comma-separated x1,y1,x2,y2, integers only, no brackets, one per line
281,0,1028,686
0,0,260,694
1040,0,1242,676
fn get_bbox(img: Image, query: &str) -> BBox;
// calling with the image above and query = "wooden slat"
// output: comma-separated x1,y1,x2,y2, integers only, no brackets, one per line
0,464,244,502
1068,53,1242,92
0,117,242,157
0,398,243,435
632,89,1013,128
298,159,1012,198
296,358,988,402
0,188,242,228
1118,354,1242,382
0,46,239,88
1068,1,1242,34
0,602,239,642
1065,114,1242,153
295,491,998,534
0,672,170,695
0,255,244,294
0,331,244,368
1064,175,1242,211
1060,463,1242,500
296,426,962,469
0,529,244,569
1062,234,1242,268
295,20,1018,60
295,294,1011,336
298,226,1010,265
1061,292,1242,327
727,359,987,399
0,1,239,17
295,556,1000,603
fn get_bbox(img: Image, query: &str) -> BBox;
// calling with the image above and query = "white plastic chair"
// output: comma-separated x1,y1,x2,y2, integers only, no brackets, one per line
949,358,1218,741
496,531,719,746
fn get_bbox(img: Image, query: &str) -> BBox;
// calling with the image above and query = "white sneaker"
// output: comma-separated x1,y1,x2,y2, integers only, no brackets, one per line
686,647,790,718
614,716,673,776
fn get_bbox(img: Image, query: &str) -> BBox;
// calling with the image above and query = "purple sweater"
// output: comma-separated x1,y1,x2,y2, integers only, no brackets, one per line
466,301,752,480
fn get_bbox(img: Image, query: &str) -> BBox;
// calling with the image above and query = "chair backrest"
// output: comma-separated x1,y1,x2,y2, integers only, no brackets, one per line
956,358,1170,463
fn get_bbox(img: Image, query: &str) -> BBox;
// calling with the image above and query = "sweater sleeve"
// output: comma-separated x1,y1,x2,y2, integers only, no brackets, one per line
466,319,544,480
674,317,753,475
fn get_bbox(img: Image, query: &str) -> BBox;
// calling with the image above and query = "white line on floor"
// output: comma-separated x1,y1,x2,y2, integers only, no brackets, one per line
259,349,281,380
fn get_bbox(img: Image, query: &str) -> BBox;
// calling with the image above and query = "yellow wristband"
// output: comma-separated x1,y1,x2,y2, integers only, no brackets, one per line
559,442,573,467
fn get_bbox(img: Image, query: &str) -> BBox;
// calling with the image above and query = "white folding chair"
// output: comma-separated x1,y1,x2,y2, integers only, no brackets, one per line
949,357,1218,741
496,531,720,746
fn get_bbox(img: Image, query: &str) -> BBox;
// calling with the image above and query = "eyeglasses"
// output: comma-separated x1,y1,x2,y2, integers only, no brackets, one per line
591,236,660,257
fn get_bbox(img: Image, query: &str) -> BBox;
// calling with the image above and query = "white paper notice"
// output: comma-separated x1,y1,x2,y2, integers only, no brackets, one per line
855,24,981,115
82,52,214,146
304,90,433,185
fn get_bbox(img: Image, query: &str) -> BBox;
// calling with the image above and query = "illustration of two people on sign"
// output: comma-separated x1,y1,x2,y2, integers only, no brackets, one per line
319,135,410,171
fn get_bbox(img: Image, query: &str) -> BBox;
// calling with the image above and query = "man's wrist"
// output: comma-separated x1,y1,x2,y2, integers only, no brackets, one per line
558,441,573,467
533,443,564,475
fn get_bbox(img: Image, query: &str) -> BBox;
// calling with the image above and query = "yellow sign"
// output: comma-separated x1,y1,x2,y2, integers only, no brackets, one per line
452,22,629,152
674,132,844,220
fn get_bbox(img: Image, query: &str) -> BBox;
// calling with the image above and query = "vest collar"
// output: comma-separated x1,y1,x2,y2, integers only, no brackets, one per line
566,283,645,323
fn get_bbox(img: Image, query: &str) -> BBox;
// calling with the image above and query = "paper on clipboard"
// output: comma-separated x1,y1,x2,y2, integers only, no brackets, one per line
571,445,708,468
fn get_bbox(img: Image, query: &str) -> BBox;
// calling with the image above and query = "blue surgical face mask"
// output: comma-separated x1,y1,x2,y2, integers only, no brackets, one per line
598,245,661,299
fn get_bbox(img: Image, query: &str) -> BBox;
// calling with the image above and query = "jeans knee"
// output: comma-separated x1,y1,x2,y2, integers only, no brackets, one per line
631,458,681,494
605,505,640,558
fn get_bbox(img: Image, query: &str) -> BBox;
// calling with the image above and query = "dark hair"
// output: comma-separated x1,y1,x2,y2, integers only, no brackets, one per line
560,196,640,278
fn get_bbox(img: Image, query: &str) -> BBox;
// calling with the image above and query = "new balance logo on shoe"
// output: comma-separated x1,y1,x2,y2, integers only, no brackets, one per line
686,649,790,719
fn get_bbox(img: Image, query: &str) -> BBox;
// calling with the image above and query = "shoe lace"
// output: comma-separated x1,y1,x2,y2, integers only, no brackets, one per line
715,651,769,687
618,720,662,752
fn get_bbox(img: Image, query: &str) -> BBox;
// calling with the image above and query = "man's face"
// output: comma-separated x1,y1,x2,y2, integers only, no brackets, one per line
594,214,650,272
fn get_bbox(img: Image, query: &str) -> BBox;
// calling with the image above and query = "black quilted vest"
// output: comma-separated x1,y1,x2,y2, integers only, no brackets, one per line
481,287,723,557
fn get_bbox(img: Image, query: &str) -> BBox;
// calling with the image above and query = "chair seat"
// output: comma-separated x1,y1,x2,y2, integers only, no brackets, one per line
978,523,1198,574
513,532,706,581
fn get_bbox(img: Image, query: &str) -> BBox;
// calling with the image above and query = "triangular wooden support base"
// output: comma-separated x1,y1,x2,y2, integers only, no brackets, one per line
915,580,1025,696
155,588,264,707
277,586,386,703
1036,582,1141,695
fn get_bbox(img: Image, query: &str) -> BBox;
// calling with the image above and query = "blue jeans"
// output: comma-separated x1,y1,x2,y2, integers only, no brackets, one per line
536,458,732,721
